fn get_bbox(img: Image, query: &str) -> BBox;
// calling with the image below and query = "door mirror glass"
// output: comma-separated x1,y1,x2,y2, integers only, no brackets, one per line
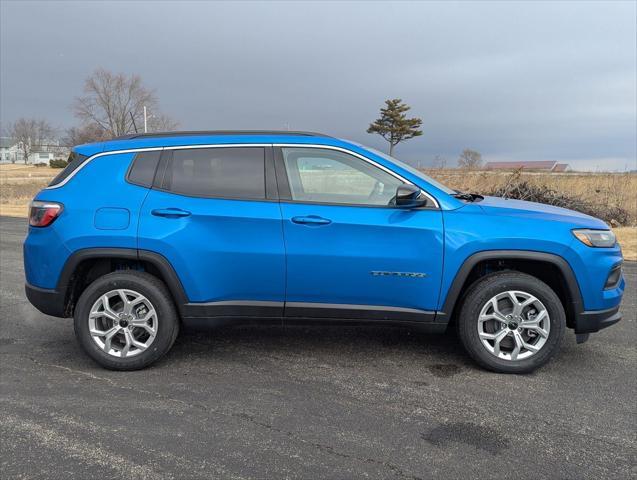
394,184,428,208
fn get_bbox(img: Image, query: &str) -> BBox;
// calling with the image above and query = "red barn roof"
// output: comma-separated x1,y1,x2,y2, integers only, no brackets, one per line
484,161,568,171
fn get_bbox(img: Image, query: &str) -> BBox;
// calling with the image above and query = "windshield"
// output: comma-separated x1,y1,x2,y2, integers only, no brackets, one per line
358,145,457,195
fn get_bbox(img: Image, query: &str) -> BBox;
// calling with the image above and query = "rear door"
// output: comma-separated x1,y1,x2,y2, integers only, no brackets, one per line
138,145,286,317
275,146,444,320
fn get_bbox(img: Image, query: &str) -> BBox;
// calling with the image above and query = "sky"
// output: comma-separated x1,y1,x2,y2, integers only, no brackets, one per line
1,0,635,171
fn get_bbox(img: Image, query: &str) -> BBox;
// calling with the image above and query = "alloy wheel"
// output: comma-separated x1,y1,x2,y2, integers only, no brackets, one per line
477,290,550,361
88,289,158,358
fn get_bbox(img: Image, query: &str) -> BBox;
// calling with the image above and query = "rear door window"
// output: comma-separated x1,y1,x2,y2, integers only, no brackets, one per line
162,147,266,199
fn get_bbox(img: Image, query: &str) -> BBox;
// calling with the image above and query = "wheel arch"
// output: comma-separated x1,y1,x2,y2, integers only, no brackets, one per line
58,248,188,317
439,250,584,328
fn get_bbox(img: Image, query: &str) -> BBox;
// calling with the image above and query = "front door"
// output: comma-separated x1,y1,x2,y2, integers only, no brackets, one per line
275,146,444,321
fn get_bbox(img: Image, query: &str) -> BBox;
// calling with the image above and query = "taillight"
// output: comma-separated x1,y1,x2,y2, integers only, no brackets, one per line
29,201,63,227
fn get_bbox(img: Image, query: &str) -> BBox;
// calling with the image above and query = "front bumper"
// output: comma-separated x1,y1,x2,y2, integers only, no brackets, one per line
574,305,622,334
25,283,68,318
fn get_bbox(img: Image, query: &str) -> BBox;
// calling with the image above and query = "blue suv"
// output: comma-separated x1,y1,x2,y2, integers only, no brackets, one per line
24,131,624,372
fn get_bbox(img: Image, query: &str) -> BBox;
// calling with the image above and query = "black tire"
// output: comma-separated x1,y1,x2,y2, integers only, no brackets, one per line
457,271,565,373
74,271,180,370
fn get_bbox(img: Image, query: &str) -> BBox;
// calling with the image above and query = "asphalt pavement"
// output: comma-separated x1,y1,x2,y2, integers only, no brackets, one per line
1,215,635,479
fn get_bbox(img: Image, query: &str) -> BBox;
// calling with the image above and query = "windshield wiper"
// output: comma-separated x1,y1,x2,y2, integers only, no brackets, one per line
453,191,484,202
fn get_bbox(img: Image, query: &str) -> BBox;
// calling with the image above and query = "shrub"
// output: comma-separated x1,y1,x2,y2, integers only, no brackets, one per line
34,162,48,168
49,159,68,169
488,174,630,226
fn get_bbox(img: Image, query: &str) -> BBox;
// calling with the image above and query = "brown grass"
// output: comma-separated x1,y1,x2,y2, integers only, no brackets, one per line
426,169,637,226
0,164,58,218
1,164,635,260
614,227,637,261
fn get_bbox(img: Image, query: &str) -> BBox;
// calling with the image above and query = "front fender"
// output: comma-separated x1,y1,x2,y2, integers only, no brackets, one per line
438,206,583,315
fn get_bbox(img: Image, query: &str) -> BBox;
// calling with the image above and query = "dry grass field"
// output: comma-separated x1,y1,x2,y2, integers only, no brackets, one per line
1,164,635,259
426,169,637,225
0,164,58,217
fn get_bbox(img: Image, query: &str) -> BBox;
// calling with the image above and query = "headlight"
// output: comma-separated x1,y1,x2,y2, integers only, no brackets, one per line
572,229,616,248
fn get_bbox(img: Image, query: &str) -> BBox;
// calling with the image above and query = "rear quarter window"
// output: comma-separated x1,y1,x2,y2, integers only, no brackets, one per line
48,151,89,187
127,151,162,187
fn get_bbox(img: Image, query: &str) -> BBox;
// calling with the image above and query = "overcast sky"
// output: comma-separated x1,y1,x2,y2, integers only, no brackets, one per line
1,0,635,170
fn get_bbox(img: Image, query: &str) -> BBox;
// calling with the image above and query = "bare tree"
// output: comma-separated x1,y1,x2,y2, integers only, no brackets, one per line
147,112,179,132
457,149,483,169
7,118,56,164
432,155,447,169
64,123,108,146
73,69,177,137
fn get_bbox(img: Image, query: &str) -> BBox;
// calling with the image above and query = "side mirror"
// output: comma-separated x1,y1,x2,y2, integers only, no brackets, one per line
394,184,428,209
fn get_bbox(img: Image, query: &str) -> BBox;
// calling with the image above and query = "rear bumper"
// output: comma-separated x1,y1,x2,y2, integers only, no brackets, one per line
25,283,68,318
574,305,622,334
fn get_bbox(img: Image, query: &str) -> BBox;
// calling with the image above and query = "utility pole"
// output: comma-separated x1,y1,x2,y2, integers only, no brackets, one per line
144,106,148,133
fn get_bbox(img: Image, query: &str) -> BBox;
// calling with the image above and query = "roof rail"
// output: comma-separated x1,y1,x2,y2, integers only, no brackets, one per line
112,130,332,140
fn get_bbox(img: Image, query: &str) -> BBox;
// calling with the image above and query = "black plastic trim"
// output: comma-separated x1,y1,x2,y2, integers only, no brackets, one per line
114,130,333,140
440,250,584,320
604,262,623,290
264,146,278,200
25,283,67,318
56,247,189,314
273,146,292,200
181,316,447,332
574,305,622,333
182,300,284,318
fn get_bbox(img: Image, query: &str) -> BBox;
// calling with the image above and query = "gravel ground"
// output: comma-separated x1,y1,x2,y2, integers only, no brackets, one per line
1,215,635,479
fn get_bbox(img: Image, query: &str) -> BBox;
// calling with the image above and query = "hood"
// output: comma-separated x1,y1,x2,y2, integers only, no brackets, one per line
477,196,609,229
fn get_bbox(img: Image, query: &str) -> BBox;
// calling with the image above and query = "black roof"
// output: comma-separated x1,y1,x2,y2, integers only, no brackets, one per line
113,130,332,140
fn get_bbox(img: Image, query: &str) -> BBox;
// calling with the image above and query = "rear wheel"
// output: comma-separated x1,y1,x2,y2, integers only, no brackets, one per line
74,271,179,370
457,271,565,373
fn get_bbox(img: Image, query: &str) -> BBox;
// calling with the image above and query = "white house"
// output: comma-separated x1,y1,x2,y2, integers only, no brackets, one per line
0,137,22,163
0,137,68,165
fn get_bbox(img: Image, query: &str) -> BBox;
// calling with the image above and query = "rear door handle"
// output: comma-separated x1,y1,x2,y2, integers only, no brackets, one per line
151,208,191,218
291,215,332,226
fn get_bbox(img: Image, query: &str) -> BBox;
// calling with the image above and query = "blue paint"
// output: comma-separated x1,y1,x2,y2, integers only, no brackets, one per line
24,133,624,318
94,207,130,230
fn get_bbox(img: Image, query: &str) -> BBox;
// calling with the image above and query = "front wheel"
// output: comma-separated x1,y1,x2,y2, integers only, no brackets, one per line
457,271,565,373
74,271,180,370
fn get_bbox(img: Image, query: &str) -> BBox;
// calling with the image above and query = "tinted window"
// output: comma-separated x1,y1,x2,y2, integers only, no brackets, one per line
48,151,89,187
281,147,403,206
128,151,161,187
163,147,265,199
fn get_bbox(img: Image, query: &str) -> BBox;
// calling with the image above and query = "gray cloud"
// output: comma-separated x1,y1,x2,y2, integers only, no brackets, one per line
1,0,635,170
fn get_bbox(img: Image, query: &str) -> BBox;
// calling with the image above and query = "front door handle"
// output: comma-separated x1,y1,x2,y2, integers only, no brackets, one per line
151,208,191,218
291,215,332,226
